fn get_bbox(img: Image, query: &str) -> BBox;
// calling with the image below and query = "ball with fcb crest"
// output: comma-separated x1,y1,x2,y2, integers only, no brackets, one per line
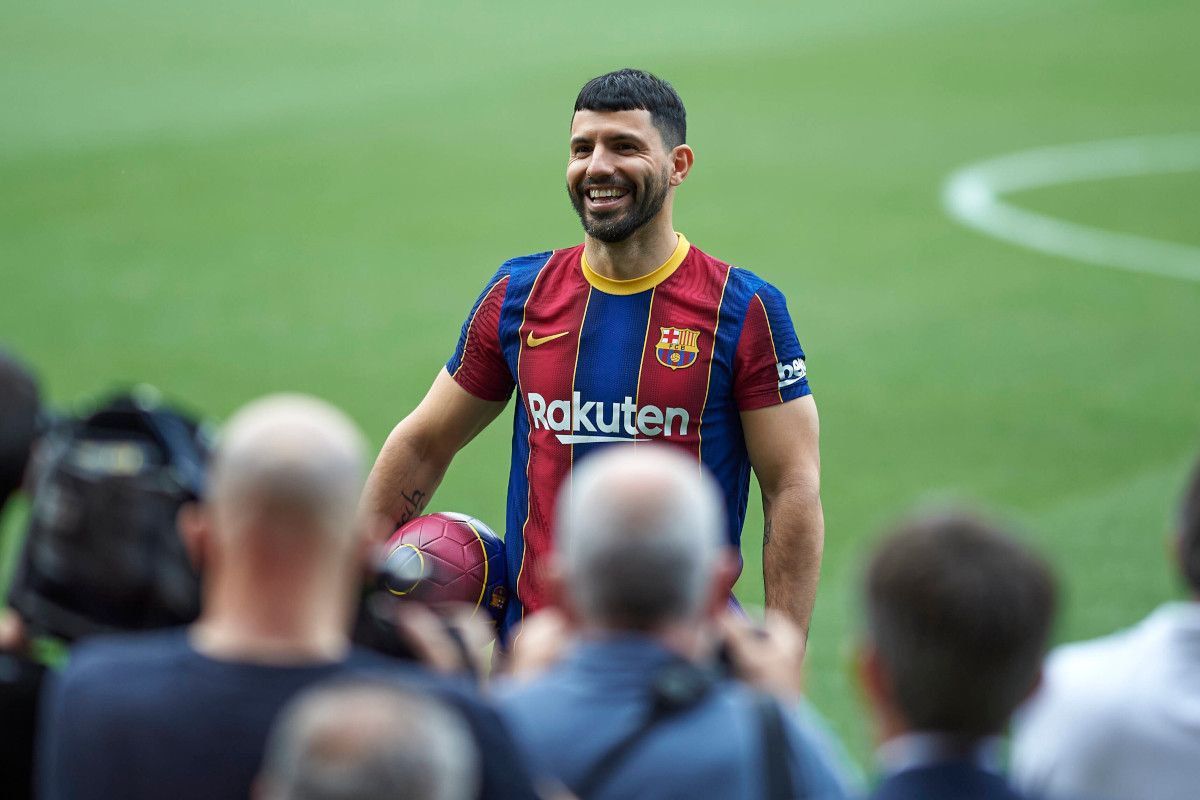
379,512,508,625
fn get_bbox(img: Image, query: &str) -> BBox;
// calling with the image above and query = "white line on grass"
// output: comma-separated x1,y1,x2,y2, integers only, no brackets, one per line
942,134,1200,282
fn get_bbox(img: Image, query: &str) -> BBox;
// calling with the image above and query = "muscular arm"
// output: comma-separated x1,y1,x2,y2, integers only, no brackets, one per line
361,369,508,540
742,394,823,636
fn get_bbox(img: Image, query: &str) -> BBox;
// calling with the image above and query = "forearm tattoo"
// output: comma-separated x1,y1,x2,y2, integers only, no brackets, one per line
398,487,428,524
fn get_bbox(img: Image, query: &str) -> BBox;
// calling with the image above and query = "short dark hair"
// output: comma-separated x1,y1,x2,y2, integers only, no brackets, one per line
865,511,1057,737
0,348,41,505
573,68,687,149
1179,456,1200,593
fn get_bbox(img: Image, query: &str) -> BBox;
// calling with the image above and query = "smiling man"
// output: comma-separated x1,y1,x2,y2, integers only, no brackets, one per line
363,69,823,642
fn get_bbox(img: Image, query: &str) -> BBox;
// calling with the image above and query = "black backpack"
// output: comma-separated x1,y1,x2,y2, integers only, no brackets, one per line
8,390,210,641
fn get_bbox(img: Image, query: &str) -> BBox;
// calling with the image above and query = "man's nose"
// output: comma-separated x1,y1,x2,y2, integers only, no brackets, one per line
586,144,615,178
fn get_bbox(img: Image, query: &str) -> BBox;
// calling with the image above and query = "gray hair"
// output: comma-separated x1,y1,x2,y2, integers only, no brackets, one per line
258,680,480,800
556,445,725,629
210,394,366,540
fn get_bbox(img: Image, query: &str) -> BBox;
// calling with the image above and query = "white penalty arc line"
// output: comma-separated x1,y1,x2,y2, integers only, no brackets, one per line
942,134,1200,283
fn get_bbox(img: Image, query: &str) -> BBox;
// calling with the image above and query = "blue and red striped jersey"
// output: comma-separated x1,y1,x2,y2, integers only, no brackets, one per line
446,234,811,631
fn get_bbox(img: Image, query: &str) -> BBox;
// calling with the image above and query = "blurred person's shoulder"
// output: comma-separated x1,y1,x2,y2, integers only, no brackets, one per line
344,646,507,727
344,646,482,701
1012,604,1194,783
63,627,193,676
1041,603,1194,696
49,628,198,721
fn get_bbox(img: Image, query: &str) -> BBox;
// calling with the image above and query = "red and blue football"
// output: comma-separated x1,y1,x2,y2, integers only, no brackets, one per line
380,512,508,624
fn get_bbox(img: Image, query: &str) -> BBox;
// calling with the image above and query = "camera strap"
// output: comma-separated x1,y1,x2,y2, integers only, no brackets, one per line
756,692,801,800
570,660,714,799
571,676,806,800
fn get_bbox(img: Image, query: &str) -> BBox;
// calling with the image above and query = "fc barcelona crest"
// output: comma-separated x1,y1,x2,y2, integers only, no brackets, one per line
655,327,700,370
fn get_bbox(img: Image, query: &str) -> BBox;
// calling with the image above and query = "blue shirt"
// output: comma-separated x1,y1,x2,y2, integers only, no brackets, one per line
496,635,850,800
38,628,537,800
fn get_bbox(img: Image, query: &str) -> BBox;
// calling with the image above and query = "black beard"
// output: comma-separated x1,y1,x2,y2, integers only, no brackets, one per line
568,168,671,243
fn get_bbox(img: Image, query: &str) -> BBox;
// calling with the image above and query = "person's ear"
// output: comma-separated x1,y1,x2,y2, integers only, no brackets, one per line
856,640,891,709
705,548,740,618
541,559,577,623
669,144,695,186
1020,664,1044,705
352,515,380,580
177,502,210,571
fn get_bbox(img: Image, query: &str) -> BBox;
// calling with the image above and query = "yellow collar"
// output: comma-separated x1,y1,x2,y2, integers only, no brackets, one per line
580,233,691,295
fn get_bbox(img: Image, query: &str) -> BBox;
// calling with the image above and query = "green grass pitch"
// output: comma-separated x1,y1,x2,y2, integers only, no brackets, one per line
3,0,1198,766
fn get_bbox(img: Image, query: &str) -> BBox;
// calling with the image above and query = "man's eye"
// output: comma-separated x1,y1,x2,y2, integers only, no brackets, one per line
572,146,592,157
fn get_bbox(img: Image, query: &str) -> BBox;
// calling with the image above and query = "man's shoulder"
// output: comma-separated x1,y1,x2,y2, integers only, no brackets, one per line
48,629,198,723
493,661,584,717
65,628,193,679
472,247,579,303
1010,613,1171,776
1019,605,1188,736
685,242,784,297
496,247,576,278
345,648,490,707
1043,606,1175,689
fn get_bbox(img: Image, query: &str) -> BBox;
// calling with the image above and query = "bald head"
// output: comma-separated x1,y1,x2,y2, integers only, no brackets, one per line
210,395,366,541
259,681,479,800
557,445,725,629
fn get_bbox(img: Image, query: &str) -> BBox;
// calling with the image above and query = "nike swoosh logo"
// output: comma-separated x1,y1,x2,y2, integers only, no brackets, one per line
526,331,571,348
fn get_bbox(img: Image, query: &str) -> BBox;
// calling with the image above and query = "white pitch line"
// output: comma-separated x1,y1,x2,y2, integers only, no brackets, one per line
942,134,1200,283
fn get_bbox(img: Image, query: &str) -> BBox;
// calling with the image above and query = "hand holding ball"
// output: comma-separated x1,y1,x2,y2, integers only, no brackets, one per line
379,512,508,625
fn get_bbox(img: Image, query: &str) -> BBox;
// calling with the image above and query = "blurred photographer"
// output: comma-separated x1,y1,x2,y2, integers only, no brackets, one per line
0,348,44,799
38,394,537,800
495,445,853,800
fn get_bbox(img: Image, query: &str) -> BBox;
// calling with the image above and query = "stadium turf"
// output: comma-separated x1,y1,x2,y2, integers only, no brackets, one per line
3,0,1198,766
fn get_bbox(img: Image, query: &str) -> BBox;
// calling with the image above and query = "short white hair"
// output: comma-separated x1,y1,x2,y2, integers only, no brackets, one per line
259,680,480,800
556,445,725,629
210,394,366,540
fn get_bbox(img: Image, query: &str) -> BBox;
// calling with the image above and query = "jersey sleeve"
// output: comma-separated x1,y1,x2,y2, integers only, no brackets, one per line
446,268,514,402
733,282,811,411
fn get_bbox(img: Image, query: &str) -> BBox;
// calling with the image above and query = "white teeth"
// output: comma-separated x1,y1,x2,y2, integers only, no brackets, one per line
588,188,627,199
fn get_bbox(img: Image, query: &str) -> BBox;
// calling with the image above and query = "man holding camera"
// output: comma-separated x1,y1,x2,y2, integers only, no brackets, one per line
496,446,851,800
38,395,536,800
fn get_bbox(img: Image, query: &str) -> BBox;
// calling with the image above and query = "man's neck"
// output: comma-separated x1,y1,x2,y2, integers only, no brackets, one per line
190,573,352,665
876,730,1002,776
584,618,712,663
583,219,679,282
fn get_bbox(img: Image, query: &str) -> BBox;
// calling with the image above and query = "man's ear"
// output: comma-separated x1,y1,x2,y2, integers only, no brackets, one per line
855,640,891,709
541,558,589,628
541,559,577,622
177,502,210,571
1020,664,1044,705
669,144,695,186
705,548,740,618
353,517,380,581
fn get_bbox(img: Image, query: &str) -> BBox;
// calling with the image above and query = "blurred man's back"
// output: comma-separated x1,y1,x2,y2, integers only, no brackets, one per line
858,513,1057,800
1011,458,1200,800
38,395,536,800
497,446,850,800
0,348,43,800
